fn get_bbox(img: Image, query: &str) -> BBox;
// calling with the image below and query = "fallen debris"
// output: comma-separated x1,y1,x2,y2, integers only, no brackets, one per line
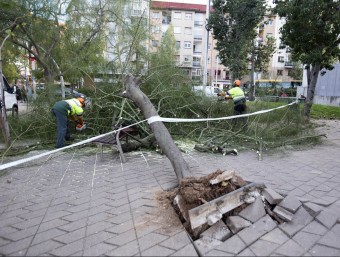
166,169,326,252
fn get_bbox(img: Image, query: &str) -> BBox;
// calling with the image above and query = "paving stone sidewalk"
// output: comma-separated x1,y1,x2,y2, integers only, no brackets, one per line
0,119,339,256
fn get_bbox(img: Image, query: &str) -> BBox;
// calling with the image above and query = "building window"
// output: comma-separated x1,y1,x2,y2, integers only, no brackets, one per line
184,41,191,48
193,57,200,67
174,27,181,34
268,19,273,26
132,9,142,16
153,12,160,19
175,41,180,50
185,13,192,20
152,25,160,34
208,43,211,50
278,56,284,63
174,12,181,19
277,69,283,76
184,55,191,63
192,69,201,76
184,27,192,35
152,40,159,47
162,12,171,24
208,57,211,64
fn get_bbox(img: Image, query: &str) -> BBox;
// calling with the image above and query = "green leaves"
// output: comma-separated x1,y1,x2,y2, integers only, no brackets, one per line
208,0,266,79
276,0,340,69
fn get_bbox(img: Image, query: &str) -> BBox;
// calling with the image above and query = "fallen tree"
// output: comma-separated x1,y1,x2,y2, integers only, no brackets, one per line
123,74,192,181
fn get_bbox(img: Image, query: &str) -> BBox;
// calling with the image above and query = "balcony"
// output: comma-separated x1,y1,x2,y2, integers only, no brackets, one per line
192,75,201,81
181,61,192,68
194,35,203,41
194,21,204,26
192,61,201,67
284,62,293,68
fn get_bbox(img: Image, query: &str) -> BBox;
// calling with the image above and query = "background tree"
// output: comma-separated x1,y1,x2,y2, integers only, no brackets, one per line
0,0,107,87
288,62,303,81
208,0,266,81
275,0,340,122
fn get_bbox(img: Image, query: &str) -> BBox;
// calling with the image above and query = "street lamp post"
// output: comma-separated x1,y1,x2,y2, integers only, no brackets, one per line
203,0,210,95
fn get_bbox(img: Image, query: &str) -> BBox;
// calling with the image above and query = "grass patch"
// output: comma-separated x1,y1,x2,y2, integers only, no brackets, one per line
311,104,340,120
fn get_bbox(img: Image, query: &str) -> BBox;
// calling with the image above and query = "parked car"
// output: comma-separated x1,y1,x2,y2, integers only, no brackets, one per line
1,75,19,117
55,88,92,107
193,86,221,96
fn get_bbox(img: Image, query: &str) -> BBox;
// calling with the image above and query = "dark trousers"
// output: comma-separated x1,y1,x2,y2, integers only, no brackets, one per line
52,109,70,148
232,102,247,129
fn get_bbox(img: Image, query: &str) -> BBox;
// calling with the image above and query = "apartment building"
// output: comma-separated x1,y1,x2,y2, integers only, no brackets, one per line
149,0,297,89
103,0,294,89
257,14,293,81
150,0,231,90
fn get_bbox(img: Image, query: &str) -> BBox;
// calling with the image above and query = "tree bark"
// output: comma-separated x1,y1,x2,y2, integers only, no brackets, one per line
123,75,192,181
0,35,11,147
303,64,320,122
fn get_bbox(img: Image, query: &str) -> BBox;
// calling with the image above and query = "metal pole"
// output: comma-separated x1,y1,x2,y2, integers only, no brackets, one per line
215,56,218,87
203,0,210,94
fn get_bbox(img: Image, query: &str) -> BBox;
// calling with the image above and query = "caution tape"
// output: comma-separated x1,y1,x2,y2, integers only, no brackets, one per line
147,100,298,124
0,121,146,171
0,100,298,171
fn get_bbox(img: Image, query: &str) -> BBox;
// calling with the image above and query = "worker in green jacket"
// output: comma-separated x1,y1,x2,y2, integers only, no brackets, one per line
218,80,247,129
52,96,86,148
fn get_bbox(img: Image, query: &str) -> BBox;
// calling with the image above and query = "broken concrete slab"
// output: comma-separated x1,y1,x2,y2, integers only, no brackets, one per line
262,188,284,205
173,194,190,221
200,220,232,241
239,196,266,223
207,210,223,226
302,202,323,217
210,170,235,185
226,216,251,234
279,206,313,238
278,194,302,213
194,237,222,256
214,235,247,255
188,182,260,229
237,215,277,246
273,206,294,222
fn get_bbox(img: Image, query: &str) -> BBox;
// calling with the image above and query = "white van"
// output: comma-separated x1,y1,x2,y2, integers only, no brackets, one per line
1,75,19,117
193,86,222,97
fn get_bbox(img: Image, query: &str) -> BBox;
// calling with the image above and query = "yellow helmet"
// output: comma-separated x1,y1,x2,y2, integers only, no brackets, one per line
234,80,241,87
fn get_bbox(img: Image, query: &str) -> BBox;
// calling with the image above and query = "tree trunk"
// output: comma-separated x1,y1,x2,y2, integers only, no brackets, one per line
123,75,192,181
303,64,320,122
0,36,11,147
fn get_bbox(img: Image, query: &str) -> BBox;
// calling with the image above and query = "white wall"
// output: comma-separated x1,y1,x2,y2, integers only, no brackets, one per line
301,63,340,106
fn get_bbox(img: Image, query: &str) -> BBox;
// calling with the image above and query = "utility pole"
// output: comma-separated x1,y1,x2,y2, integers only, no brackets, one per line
203,0,210,95
250,39,255,101
215,56,218,87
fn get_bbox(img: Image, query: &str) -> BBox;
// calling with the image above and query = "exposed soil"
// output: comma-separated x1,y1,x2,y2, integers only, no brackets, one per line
156,169,249,240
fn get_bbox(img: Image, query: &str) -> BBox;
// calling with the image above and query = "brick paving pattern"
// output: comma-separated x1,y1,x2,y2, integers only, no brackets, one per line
0,119,339,256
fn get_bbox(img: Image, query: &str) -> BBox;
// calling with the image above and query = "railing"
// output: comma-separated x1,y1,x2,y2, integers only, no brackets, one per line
194,21,204,26
284,62,293,67
194,35,203,40
192,61,201,67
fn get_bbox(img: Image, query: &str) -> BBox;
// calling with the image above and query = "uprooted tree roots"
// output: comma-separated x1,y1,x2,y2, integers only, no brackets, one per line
162,170,250,239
